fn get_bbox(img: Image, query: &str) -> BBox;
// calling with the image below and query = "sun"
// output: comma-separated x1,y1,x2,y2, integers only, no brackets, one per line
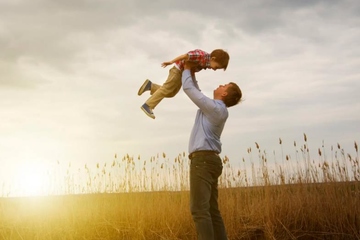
14,162,49,197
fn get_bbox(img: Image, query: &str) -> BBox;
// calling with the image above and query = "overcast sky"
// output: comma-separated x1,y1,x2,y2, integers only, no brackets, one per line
1,0,359,193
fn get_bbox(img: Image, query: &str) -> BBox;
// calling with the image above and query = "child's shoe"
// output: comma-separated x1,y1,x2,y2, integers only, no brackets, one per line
138,79,152,96
141,104,155,119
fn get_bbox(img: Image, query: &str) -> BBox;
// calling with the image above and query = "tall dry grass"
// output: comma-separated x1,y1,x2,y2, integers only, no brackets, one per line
0,134,359,239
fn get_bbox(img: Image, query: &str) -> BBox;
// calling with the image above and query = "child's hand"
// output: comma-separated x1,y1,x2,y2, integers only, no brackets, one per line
161,61,172,68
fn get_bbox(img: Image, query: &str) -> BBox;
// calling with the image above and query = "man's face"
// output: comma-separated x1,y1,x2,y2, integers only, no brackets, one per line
214,83,231,98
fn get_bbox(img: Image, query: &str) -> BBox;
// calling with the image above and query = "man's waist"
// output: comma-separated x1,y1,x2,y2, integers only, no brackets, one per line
188,150,219,159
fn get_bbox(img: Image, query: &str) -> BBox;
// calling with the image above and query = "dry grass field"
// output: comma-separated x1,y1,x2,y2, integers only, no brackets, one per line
0,135,359,239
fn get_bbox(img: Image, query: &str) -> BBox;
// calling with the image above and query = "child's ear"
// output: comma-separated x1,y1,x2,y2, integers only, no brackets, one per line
211,57,216,61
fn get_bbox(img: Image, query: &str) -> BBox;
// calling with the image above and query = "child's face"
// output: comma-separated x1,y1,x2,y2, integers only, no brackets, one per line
209,59,223,71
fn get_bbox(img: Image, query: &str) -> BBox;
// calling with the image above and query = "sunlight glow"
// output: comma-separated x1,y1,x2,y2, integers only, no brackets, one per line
13,162,49,197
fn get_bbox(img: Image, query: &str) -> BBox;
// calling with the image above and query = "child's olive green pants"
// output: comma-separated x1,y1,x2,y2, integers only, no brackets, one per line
145,66,182,109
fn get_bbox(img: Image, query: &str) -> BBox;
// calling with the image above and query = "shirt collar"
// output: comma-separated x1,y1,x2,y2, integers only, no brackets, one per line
215,99,226,107
205,55,211,68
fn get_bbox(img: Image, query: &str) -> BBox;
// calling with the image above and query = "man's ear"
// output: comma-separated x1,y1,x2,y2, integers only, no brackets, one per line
221,91,228,97
210,57,216,61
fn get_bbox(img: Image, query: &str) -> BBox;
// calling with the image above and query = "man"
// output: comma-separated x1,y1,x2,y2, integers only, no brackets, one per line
182,61,242,240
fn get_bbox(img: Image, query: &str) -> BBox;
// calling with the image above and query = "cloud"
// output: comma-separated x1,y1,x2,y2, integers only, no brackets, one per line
0,0,359,187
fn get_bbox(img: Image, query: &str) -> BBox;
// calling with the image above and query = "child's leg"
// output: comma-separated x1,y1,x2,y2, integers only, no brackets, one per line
145,66,182,109
149,82,161,94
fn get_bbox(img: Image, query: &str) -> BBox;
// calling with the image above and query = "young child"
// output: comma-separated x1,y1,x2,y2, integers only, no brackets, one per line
137,49,230,119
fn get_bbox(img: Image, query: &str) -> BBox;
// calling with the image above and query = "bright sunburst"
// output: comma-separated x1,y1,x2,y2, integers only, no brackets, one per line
13,162,49,197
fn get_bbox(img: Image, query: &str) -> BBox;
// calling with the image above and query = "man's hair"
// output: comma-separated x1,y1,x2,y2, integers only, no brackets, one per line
210,49,230,70
223,82,242,107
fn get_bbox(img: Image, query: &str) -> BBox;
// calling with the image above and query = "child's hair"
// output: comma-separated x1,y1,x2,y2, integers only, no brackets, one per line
210,49,230,70
223,82,242,107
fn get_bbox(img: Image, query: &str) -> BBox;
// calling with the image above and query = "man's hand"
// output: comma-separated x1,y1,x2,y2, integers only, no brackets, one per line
183,61,198,70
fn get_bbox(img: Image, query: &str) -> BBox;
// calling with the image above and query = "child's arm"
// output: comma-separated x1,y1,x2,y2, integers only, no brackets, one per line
161,54,188,68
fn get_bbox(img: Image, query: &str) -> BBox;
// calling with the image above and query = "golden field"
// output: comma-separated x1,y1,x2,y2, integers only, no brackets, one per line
0,135,359,239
